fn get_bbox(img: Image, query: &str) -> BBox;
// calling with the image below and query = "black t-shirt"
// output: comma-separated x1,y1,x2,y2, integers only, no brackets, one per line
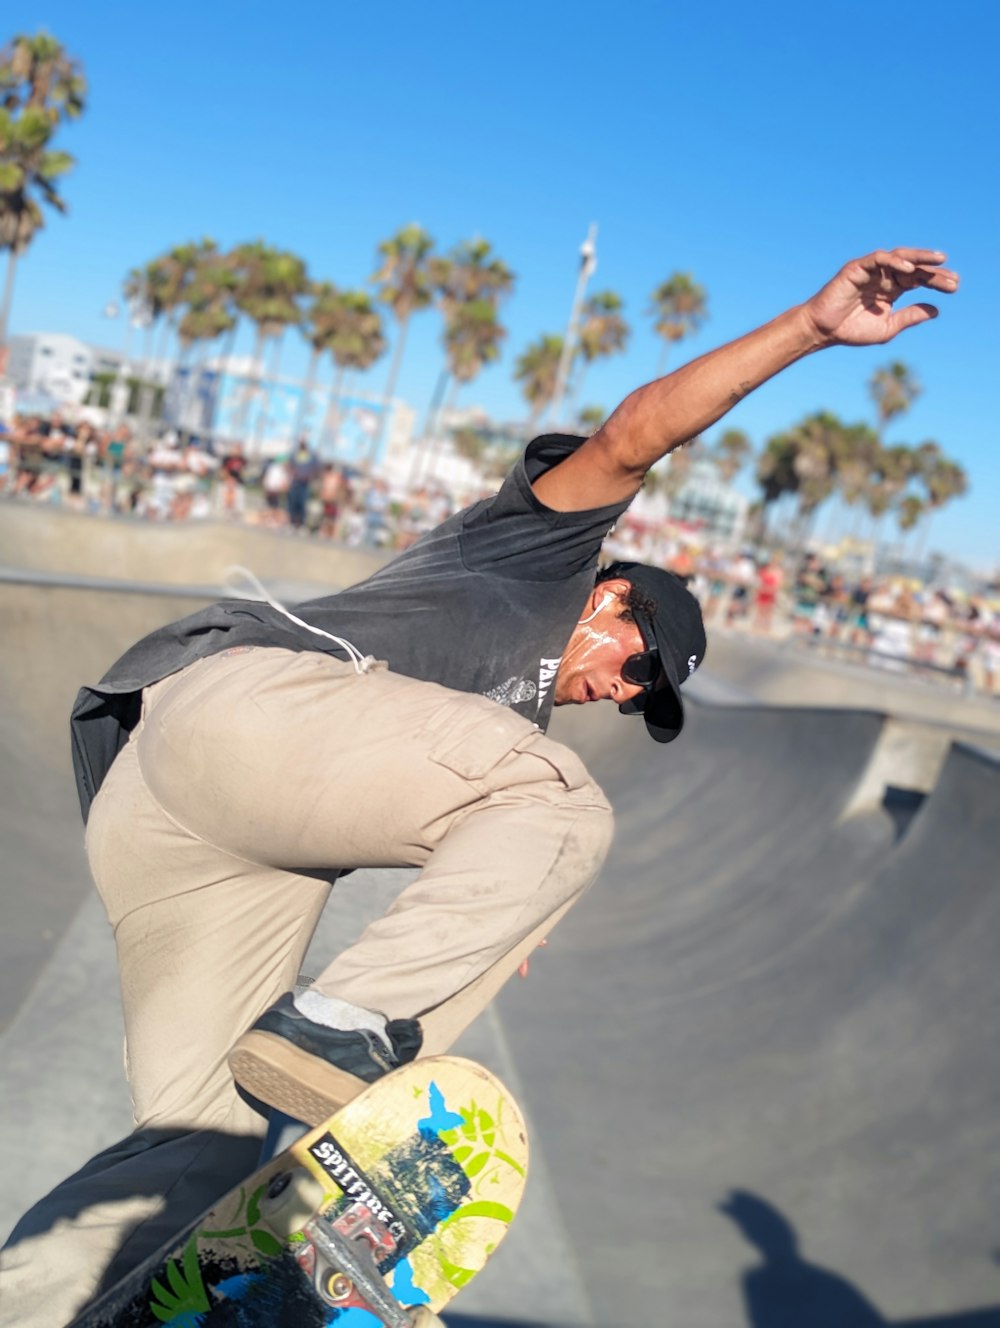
70,435,630,818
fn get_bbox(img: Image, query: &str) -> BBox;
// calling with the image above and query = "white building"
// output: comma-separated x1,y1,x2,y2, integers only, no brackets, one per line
6,332,97,404
670,457,749,543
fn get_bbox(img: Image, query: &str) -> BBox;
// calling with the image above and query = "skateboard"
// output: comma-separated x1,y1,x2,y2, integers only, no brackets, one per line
72,1056,528,1327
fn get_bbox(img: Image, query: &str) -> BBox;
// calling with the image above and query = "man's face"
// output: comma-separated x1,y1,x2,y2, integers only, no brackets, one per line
554,580,650,707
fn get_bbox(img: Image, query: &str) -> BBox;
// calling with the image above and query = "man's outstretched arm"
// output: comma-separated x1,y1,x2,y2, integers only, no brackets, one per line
531,247,959,513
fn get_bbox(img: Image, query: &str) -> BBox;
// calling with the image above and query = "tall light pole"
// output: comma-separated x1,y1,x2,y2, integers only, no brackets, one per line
547,223,597,429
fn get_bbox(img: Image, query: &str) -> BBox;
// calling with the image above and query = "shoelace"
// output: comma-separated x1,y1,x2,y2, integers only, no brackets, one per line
223,565,376,677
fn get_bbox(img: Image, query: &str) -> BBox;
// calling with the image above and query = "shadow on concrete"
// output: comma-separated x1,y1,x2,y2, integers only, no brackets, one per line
4,1125,263,1305
721,1190,1000,1328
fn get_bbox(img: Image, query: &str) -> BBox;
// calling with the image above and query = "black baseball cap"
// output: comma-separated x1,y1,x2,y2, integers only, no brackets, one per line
603,560,707,743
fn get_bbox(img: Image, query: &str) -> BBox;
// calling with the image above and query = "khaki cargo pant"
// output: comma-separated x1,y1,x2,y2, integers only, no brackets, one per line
0,646,613,1326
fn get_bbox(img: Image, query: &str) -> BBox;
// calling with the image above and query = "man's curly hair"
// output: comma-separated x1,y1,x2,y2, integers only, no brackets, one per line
595,562,658,624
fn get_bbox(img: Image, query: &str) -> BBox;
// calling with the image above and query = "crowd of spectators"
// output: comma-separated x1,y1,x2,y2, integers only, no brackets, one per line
2,412,998,698
0,414,466,550
605,518,1000,698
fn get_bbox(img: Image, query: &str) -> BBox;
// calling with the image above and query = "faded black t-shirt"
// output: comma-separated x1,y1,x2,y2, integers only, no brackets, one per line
70,434,629,817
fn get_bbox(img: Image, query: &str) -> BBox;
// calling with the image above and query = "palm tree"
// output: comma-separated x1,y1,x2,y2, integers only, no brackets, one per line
153,238,218,359
830,421,880,538
865,441,919,566
0,31,86,346
514,334,564,428
443,298,505,397
576,404,606,434
423,237,514,439
897,494,925,539
294,280,345,442
323,289,386,451
789,413,843,546
229,241,310,446
870,361,921,433
123,258,175,436
913,450,968,564
648,271,707,376
177,248,239,360
755,430,802,541
712,427,752,484
568,290,629,416
371,223,435,444
428,236,514,311
419,299,507,483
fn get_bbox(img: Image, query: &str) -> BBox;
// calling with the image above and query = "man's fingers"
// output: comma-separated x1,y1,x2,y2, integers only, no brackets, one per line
852,249,953,284
862,247,947,269
888,302,939,336
889,247,947,265
914,266,959,292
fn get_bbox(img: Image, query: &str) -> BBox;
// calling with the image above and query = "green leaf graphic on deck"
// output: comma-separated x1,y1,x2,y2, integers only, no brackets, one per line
441,1096,526,1189
148,1236,209,1322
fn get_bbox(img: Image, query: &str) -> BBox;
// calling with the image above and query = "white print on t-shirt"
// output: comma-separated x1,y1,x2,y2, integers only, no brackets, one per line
537,657,562,708
484,676,538,707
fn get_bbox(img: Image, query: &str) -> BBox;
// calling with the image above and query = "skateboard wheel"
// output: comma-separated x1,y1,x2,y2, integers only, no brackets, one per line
407,1308,446,1327
321,1270,353,1302
258,1167,326,1236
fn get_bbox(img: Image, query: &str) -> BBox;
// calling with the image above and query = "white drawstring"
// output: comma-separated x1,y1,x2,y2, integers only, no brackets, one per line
222,565,376,676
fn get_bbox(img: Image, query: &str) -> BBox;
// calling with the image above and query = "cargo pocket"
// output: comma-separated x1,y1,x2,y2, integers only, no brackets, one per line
428,700,591,795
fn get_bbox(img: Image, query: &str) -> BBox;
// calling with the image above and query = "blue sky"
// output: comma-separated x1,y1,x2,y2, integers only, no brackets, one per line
7,0,999,567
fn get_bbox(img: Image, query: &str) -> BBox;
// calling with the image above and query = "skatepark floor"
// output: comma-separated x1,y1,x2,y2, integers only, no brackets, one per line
1,506,999,1327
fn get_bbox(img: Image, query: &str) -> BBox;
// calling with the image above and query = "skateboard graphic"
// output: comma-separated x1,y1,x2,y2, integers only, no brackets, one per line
72,1057,528,1327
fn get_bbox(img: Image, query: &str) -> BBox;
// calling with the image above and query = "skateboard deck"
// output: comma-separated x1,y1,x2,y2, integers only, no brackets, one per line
72,1056,528,1326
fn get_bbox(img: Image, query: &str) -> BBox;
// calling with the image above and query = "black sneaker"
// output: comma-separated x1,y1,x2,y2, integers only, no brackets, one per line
228,993,422,1126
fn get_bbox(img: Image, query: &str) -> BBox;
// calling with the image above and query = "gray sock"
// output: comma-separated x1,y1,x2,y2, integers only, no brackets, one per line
293,991,390,1048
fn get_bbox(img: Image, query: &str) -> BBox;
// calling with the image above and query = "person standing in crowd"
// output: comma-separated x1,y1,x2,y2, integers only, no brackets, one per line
791,552,829,634
288,437,320,529
753,552,784,635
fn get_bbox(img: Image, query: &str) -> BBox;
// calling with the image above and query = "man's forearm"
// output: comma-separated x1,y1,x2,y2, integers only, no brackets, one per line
598,302,825,477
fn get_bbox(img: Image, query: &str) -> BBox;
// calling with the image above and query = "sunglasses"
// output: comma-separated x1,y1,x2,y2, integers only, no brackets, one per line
621,612,662,691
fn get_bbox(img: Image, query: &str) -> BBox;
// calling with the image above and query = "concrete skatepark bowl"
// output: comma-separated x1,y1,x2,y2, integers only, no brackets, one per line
1,506,998,1327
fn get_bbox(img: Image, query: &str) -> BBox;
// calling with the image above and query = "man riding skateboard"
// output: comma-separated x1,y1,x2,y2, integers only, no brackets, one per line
0,248,958,1327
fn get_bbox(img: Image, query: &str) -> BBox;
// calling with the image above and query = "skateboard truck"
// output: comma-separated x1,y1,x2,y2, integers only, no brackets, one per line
263,1166,443,1328
307,1212,416,1328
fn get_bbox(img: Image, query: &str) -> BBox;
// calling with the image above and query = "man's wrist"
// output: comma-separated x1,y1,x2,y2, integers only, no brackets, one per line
794,300,837,354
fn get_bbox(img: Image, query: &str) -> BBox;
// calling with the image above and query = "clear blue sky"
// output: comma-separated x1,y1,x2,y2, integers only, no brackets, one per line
7,0,999,568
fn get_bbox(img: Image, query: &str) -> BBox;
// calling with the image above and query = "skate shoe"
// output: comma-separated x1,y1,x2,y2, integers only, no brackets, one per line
228,993,422,1126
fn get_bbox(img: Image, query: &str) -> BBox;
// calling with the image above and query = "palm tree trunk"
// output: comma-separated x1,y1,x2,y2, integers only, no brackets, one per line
293,349,321,448
324,364,347,452
374,315,410,454
421,365,449,439
137,320,160,448
913,511,935,570
235,327,266,447
254,335,284,453
413,367,449,487
211,324,240,442
424,377,462,482
564,363,586,426
0,250,19,351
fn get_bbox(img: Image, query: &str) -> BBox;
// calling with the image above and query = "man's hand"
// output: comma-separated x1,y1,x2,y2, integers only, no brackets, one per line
803,248,959,349
517,937,548,979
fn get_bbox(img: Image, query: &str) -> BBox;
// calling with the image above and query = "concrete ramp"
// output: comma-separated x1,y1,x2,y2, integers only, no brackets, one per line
1,513,998,1325
495,700,1000,1325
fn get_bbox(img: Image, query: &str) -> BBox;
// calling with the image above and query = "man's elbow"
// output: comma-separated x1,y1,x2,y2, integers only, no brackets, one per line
591,409,654,485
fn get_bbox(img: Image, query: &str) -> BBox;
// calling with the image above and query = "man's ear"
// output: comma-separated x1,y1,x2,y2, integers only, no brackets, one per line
593,578,631,614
